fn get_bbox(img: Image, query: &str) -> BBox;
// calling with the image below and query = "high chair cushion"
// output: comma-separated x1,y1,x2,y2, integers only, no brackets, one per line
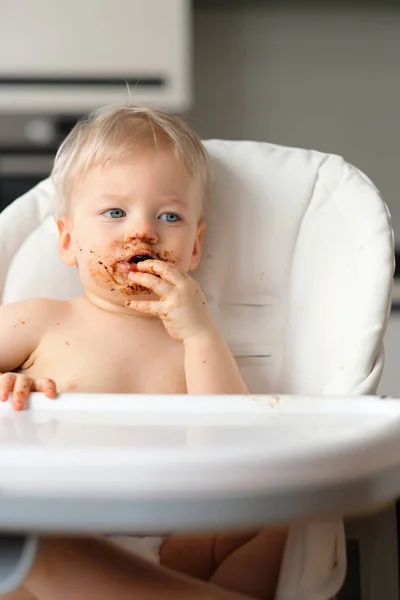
0,140,394,396
0,140,395,600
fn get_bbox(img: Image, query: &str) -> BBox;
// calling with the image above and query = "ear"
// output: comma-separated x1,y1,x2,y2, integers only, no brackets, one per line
57,217,78,266
189,221,207,271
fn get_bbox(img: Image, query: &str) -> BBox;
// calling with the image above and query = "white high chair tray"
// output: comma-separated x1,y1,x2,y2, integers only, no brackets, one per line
0,394,400,534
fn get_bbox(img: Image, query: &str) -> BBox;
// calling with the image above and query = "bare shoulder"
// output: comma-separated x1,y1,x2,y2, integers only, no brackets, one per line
0,298,69,325
0,299,69,372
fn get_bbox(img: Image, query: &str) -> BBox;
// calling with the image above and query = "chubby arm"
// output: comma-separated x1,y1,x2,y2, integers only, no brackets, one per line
0,300,43,373
184,329,248,394
0,300,57,409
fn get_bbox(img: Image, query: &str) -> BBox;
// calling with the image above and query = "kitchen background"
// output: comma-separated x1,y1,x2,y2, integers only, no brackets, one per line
0,2,399,598
1,0,399,397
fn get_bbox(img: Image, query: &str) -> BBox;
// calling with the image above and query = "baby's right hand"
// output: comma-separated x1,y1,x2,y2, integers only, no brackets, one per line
0,373,57,411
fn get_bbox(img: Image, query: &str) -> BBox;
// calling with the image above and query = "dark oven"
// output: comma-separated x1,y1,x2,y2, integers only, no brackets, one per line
0,116,77,213
0,151,54,212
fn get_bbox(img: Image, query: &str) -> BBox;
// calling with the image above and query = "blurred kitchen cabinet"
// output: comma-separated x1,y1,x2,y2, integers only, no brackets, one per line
0,0,191,113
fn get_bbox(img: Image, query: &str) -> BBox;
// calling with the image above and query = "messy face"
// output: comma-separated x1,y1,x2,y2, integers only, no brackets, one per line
57,149,205,308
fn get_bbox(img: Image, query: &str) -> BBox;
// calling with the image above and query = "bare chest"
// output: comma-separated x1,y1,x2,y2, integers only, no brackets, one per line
20,320,186,395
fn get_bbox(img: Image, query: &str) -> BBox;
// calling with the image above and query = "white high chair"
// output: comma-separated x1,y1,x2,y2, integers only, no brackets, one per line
0,140,395,600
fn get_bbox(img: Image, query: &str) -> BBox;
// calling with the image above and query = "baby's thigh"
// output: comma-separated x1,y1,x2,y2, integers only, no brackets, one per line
211,526,289,600
160,528,261,581
213,529,261,566
161,532,216,581
1,588,36,600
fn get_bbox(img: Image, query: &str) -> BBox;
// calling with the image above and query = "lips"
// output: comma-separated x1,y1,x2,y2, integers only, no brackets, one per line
118,252,155,273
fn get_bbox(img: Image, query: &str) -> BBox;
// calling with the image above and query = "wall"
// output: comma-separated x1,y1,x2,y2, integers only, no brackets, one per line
189,3,400,245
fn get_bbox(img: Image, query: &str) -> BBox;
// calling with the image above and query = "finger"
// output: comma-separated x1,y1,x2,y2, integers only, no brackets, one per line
0,373,17,402
128,271,172,298
33,378,57,399
12,376,33,411
125,300,165,316
137,260,188,285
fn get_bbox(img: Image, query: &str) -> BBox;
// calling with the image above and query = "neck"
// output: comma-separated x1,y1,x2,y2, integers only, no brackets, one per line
83,291,157,319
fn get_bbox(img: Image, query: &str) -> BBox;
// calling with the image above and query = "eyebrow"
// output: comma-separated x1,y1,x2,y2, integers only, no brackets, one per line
95,194,188,207
95,194,129,202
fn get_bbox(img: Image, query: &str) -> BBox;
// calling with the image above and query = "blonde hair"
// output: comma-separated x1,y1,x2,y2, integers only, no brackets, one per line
52,104,212,219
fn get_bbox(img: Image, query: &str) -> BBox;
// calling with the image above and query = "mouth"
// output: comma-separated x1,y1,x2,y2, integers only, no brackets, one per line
128,254,153,264
118,252,155,273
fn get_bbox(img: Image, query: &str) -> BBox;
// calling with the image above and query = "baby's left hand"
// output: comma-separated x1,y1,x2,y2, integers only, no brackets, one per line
125,260,215,342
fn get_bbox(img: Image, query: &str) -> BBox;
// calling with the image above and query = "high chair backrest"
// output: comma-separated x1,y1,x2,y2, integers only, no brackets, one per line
0,140,394,396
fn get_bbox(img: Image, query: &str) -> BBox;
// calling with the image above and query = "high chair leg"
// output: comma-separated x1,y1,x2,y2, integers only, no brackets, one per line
0,536,38,596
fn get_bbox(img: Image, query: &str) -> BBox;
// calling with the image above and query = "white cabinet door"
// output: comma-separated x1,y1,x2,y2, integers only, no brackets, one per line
0,0,191,112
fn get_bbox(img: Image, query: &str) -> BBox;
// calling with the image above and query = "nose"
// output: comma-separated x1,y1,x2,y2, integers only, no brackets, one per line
125,230,158,245
124,217,158,245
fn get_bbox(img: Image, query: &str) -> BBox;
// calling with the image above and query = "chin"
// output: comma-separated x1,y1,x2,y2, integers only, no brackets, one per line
108,288,158,302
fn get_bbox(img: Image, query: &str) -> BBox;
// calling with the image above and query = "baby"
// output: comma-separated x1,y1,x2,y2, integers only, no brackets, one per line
0,106,287,600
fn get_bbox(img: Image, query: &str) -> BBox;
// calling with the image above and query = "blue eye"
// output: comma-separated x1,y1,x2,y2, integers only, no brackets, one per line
159,213,181,223
103,208,126,219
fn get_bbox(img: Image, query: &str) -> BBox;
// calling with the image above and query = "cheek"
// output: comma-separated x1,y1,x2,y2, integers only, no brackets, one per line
167,241,196,269
74,239,107,274
78,243,152,297
78,244,112,284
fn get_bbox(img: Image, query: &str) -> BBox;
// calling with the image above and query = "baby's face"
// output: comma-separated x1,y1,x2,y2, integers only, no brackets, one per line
57,149,206,307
